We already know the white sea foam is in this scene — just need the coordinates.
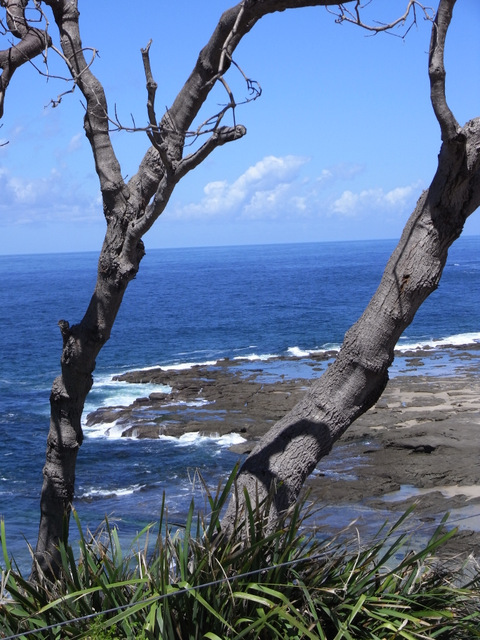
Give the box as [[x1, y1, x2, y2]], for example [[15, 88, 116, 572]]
[[214, 433, 247, 446], [158, 431, 246, 447], [84, 376, 171, 416], [288, 333, 480, 359], [232, 345, 258, 352], [79, 483, 145, 499], [164, 398, 210, 408], [106, 358, 221, 377], [287, 345, 339, 358], [396, 332, 480, 352], [151, 360, 219, 372], [84, 419, 246, 446], [83, 420, 124, 439], [287, 346, 310, 358], [233, 353, 277, 362]]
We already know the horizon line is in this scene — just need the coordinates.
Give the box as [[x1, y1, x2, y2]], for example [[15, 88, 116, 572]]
[[1, 233, 479, 259]]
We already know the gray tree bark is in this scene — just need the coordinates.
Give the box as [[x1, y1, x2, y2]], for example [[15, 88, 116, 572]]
[[1, 0, 476, 579], [222, 0, 480, 528]]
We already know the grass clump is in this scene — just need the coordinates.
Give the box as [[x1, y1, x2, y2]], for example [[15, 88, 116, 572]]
[[1, 470, 479, 639]]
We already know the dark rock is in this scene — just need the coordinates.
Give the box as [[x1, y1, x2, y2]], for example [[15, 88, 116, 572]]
[[87, 356, 480, 560]]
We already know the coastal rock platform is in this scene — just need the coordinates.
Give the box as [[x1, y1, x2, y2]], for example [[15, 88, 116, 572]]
[[86, 349, 480, 559]]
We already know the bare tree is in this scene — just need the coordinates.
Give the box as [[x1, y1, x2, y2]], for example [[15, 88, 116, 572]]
[[1, 0, 477, 579]]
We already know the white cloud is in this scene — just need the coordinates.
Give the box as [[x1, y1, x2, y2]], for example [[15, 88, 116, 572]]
[[332, 189, 362, 216], [243, 183, 291, 218], [317, 163, 363, 185], [173, 155, 309, 219], [384, 185, 419, 206], [0, 167, 100, 225], [67, 132, 83, 153], [171, 158, 421, 225], [332, 182, 422, 217], [291, 195, 307, 212], [317, 168, 333, 183]]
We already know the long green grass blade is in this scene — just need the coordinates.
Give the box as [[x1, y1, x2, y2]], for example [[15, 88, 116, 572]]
[[178, 580, 235, 633], [1, 519, 11, 572]]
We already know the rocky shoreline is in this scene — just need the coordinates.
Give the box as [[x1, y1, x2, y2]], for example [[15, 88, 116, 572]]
[[86, 348, 480, 559]]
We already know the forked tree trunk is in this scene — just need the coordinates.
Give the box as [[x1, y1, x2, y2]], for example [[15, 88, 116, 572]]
[[27, 0, 351, 577]]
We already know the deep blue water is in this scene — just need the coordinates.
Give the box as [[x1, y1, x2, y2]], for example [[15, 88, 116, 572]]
[[0, 237, 479, 571]]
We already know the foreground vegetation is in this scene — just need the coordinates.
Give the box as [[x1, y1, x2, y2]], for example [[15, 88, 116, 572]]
[[1, 472, 480, 639]]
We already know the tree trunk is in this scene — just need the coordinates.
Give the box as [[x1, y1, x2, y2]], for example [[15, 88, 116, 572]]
[[225, 0, 480, 530], [33, 239, 146, 576], [223, 107, 480, 526]]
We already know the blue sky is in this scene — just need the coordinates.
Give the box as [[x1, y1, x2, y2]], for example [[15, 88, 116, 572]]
[[0, 0, 479, 255]]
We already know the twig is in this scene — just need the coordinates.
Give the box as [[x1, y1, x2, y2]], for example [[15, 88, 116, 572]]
[[327, 1, 435, 39]]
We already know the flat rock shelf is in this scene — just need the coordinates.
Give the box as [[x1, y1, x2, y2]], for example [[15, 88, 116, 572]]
[[86, 350, 480, 560]]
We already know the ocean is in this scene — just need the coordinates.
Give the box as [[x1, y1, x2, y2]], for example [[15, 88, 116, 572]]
[[1, 237, 479, 572]]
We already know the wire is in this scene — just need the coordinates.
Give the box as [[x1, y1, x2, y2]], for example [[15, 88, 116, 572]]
[[0, 547, 334, 640], [2, 509, 479, 639]]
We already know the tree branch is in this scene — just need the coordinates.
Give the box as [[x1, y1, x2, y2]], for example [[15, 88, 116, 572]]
[[428, 0, 459, 142], [141, 40, 168, 164], [129, 0, 356, 219], [327, 0, 434, 38], [125, 123, 246, 247], [0, 0, 51, 117], [43, 0, 125, 211], [177, 124, 246, 181]]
